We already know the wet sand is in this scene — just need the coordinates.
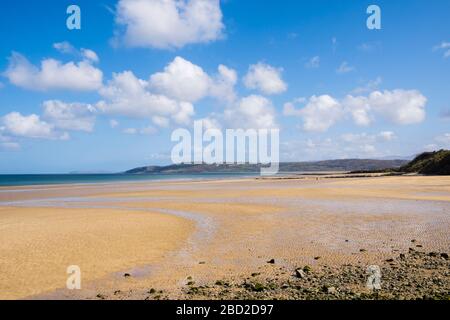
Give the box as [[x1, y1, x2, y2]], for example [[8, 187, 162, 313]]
[[0, 175, 449, 299]]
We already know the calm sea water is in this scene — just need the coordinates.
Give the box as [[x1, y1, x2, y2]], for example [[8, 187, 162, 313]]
[[0, 173, 259, 187]]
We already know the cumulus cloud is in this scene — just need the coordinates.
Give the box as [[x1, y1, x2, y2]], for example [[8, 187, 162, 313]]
[[1, 112, 67, 140], [342, 95, 372, 126], [42, 100, 97, 132], [224, 95, 277, 129], [97, 70, 194, 127], [150, 56, 210, 102], [366, 90, 426, 125], [149, 56, 237, 103], [343, 90, 426, 126], [3, 52, 103, 91], [210, 65, 238, 102], [284, 89, 426, 131], [284, 95, 342, 132], [243, 62, 287, 95], [115, 0, 224, 49]]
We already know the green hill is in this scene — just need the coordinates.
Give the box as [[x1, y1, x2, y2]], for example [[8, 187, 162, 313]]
[[399, 150, 450, 175], [126, 159, 408, 174]]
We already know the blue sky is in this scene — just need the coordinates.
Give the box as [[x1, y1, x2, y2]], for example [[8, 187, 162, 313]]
[[0, 0, 449, 173]]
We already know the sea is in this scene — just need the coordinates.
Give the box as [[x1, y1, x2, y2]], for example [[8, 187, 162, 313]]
[[0, 173, 260, 187]]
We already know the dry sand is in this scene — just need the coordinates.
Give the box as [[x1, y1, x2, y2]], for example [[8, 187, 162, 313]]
[[0, 175, 449, 299], [0, 207, 194, 299]]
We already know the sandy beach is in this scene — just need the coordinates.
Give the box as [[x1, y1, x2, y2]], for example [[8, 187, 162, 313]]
[[0, 175, 449, 300]]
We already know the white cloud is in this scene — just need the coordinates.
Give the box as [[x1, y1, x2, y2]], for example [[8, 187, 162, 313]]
[[282, 97, 307, 117], [4, 52, 103, 91], [305, 56, 320, 68], [81, 49, 99, 63], [53, 41, 76, 54], [336, 61, 355, 74], [171, 102, 195, 126], [340, 131, 396, 144], [357, 41, 381, 53], [367, 90, 426, 125], [151, 115, 170, 128], [42, 100, 97, 132], [97, 57, 237, 127], [139, 126, 157, 135], [123, 126, 157, 135], [243, 62, 287, 95], [98, 70, 195, 126], [284, 95, 342, 132], [378, 131, 396, 141], [123, 128, 138, 135], [0, 132, 20, 151], [343, 89, 426, 126], [1, 112, 67, 140], [149, 56, 210, 102], [115, 0, 224, 49], [224, 95, 277, 129], [433, 41, 450, 58], [425, 133, 450, 151], [198, 116, 222, 131], [281, 136, 383, 162], [434, 133, 450, 148], [210, 64, 238, 102], [331, 37, 338, 53], [342, 95, 372, 126], [0, 141, 20, 151], [150, 57, 237, 103], [110, 119, 119, 128], [351, 77, 382, 95], [285, 89, 427, 132], [54, 42, 99, 63]]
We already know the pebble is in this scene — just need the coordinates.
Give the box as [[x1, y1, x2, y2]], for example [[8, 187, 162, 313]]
[[295, 268, 306, 279]]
